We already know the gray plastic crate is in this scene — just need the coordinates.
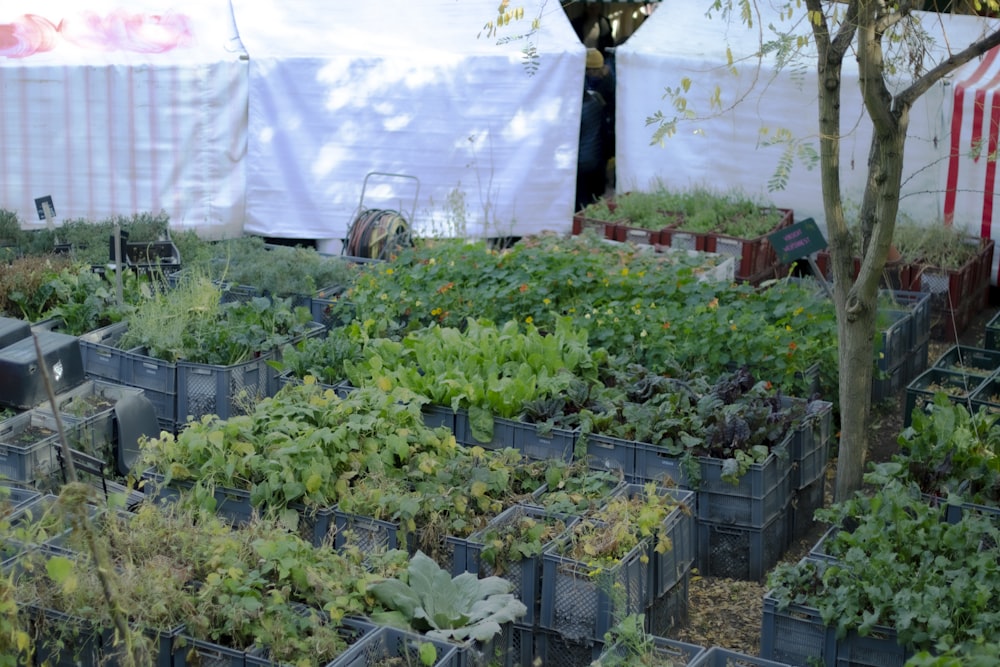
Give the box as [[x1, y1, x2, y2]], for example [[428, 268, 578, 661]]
[[422, 404, 457, 434], [0, 411, 81, 487], [881, 289, 931, 348], [696, 504, 789, 581], [760, 593, 835, 667], [874, 309, 912, 374], [595, 634, 704, 667], [539, 529, 651, 642], [335, 626, 459, 667], [691, 646, 795, 667], [514, 423, 576, 462], [530, 629, 603, 667], [788, 476, 826, 544], [463, 503, 579, 626], [836, 628, 911, 667], [631, 441, 689, 486], [141, 469, 255, 527], [614, 484, 695, 598], [27, 604, 184, 667], [78, 322, 133, 385], [247, 614, 375, 667], [583, 433, 638, 479], [173, 636, 247, 667], [454, 412, 520, 450], [177, 353, 274, 425], [872, 360, 907, 404], [696, 435, 793, 528], [788, 399, 833, 490], [643, 568, 691, 639], [333, 509, 404, 558], [35, 380, 146, 464]]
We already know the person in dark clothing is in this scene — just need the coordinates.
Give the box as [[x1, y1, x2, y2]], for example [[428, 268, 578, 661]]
[[571, 5, 615, 58], [576, 48, 611, 212]]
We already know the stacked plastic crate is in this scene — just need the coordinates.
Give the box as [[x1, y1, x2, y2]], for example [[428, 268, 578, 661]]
[[871, 290, 932, 403]]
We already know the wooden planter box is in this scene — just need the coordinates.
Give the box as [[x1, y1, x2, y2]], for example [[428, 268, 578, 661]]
[[902, 237, 994, 341], [571, 213, 623, 241], [701, 207, 795, 281]]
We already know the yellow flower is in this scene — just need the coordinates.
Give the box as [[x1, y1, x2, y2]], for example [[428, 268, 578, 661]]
[[431, 307, 442, 316], [429, 257, 436, 265], [621, 267, 629, 276], [543, 298, 551, 305], [385, 267, 394, 275], [525, 316, 534, 324]]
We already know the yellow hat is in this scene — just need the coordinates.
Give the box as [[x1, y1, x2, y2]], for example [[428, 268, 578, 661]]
[[586, 48, 604, 70]]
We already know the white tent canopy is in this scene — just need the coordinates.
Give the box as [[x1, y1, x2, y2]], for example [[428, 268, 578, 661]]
[[0, 0, 248, 238], [232, 0, 585, 246], [616, 2, 1000, 278]]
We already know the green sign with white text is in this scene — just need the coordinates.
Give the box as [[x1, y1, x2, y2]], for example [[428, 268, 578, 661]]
[[768, 217, 827, 264]]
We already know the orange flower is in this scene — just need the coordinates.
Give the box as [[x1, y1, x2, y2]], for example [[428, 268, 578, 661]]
[[788, 341, 797, 350], [519, 283, 529, 293], [437, 282, 455, 294], [662, 322, 671, 330], [708, 298, 719, 309]]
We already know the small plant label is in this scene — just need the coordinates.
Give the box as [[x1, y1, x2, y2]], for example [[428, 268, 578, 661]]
[[34, 195, 56, 220]]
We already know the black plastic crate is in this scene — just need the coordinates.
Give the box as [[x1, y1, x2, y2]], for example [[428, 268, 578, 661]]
[[0, 317, 30, 350], [931, 345, 1000, 377], [985, 309, 1000, 350], [0, 331, 85, 410], [903, 367, 985, 427]]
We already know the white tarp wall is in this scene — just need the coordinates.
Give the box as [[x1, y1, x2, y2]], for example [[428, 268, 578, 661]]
[[616, 2, 1000, 274], [232, 0, 585, 245], [0, 0, 247, 239]]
